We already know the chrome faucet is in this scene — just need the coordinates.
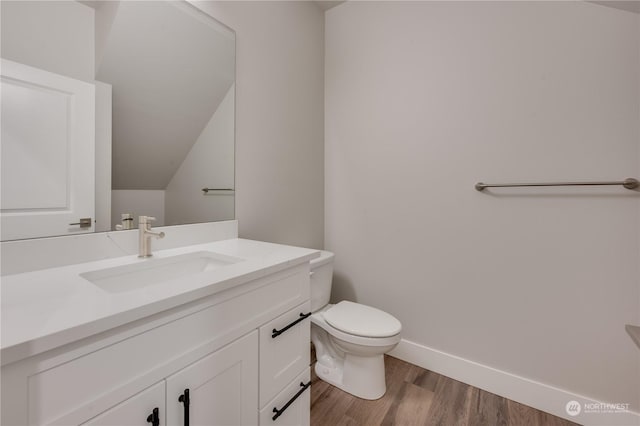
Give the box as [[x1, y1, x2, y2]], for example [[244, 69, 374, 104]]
[[138, 216, 165, 258]]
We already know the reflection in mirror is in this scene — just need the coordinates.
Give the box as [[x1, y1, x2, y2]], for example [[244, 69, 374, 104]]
[[0, 0, 235, 241]]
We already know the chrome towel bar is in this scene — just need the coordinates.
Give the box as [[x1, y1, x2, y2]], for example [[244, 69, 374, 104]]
[[475, 178, 639, 192], [202, 188, 235, 194]]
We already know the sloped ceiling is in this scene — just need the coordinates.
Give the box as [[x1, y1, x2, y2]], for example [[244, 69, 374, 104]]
[[95, 1, 234, 190], [314, 1, 345, 11], [314, 1, 640, 14], [589, 1, 640, 13]]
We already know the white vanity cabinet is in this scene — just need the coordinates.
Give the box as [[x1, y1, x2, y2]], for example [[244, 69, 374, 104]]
[[260, 369, 311, 426], [82, 381, 166, 426], [259, 301, 312, 426], [1, 259, 313, 426], [83, 332, 258, 426], [165, 331, 259, 426]]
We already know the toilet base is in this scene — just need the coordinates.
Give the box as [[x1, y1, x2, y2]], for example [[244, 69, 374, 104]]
[[314, 352, 387, 400]]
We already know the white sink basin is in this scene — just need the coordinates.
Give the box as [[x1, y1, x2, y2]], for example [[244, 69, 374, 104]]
[[80, 251, 243, 293]]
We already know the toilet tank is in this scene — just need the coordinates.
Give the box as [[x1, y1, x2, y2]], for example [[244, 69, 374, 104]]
[[310, 250, 334, 312]]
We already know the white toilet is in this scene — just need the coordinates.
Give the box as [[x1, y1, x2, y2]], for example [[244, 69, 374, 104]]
[[310, 250, 402, 400]]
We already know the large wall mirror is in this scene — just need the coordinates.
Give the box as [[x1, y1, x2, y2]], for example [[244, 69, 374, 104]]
[[0, 0, 235, 241]]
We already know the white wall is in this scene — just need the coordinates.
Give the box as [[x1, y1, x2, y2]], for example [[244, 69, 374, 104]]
[[1, 1, 326, 249], [0, 1, 94, 82], [165, 84, 235, 225], [326, 1, 640, 422], [95, 82, 112, 232], [195, 1, 325, 249], [111, 190, 165, 229]]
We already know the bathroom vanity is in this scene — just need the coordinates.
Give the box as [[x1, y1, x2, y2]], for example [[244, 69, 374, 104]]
[[0, 1, 319, 423], [1, 237, 317, 426]]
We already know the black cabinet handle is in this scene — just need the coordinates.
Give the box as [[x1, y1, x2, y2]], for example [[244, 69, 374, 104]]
[[272, 312, 311, 338], [178, 389, 190, 426], [146, 407, 159, 426], [272, 381, 311, 421]]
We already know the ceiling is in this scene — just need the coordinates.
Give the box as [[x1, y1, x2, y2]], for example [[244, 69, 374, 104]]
[[314, 1, 345, 11], [314, 0, 640, 14], [589, 1, 640, 13]]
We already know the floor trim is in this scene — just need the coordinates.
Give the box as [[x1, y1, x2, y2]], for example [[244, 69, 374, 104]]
[[389, 339, 640, 426]]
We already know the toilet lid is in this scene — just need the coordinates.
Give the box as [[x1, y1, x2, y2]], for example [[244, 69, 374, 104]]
[[324, 301, 401, 338]]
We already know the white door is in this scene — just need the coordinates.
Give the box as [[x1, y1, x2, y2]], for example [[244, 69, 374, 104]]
[[82, 381, 165, 426], [1, 59, 95, 240], [166, 331, 259, 426]]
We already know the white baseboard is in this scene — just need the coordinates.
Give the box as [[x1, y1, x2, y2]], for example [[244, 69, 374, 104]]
[[389, 339, 640, 426]]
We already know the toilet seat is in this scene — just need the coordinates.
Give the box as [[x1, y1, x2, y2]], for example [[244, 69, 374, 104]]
[[323, 301, 402, 338], [311, 307, 401, 348]]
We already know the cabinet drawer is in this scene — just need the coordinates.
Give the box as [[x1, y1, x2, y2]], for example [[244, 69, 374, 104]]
[[259, 368, 310, 426], [27, 265, 308, 425], [259, 301, 311, 408], [82, 381, 165, 426]]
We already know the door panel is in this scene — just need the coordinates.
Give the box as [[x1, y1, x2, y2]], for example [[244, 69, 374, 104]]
[[1, 59, 95, 240]]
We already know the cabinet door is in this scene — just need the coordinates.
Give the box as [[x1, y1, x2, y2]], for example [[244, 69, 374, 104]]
[[166, 331, 258, 426], [260, 302, 311, 407], [82, 381, 164, 426]]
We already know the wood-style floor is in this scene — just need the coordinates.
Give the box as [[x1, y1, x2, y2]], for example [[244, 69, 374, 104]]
[[310, 354, 579, 426]]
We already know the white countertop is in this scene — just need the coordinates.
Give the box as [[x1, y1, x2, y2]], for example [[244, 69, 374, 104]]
[[1, 238, 319, 365]]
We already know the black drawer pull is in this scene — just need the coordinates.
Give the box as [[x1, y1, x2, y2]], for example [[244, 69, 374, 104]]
[[178, 388, 190, 426], [146, 407, 159, 426], [272, 381, 311, 421], [272, 312, 311, 338]]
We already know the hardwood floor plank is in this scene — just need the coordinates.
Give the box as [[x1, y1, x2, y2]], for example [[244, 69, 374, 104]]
[[310, 357, 356, 425], [310, 371, 331, 407], [380, 378, 410, 426], [411, 368, 440, 393], [467, 386, 509, 426], [343, 386, 396, 426], [310, 377, 356, 426], [344, 355, 414, 425], [537, 410, 580, 426], [425, 375, 473, 426], [381, 382, 434, 426], [310, 354, 579, 426], [506, 400, 543, 426], [385, 355, 415, 383], [334, 414, 361, 426], [506, 399, 579, 426]]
